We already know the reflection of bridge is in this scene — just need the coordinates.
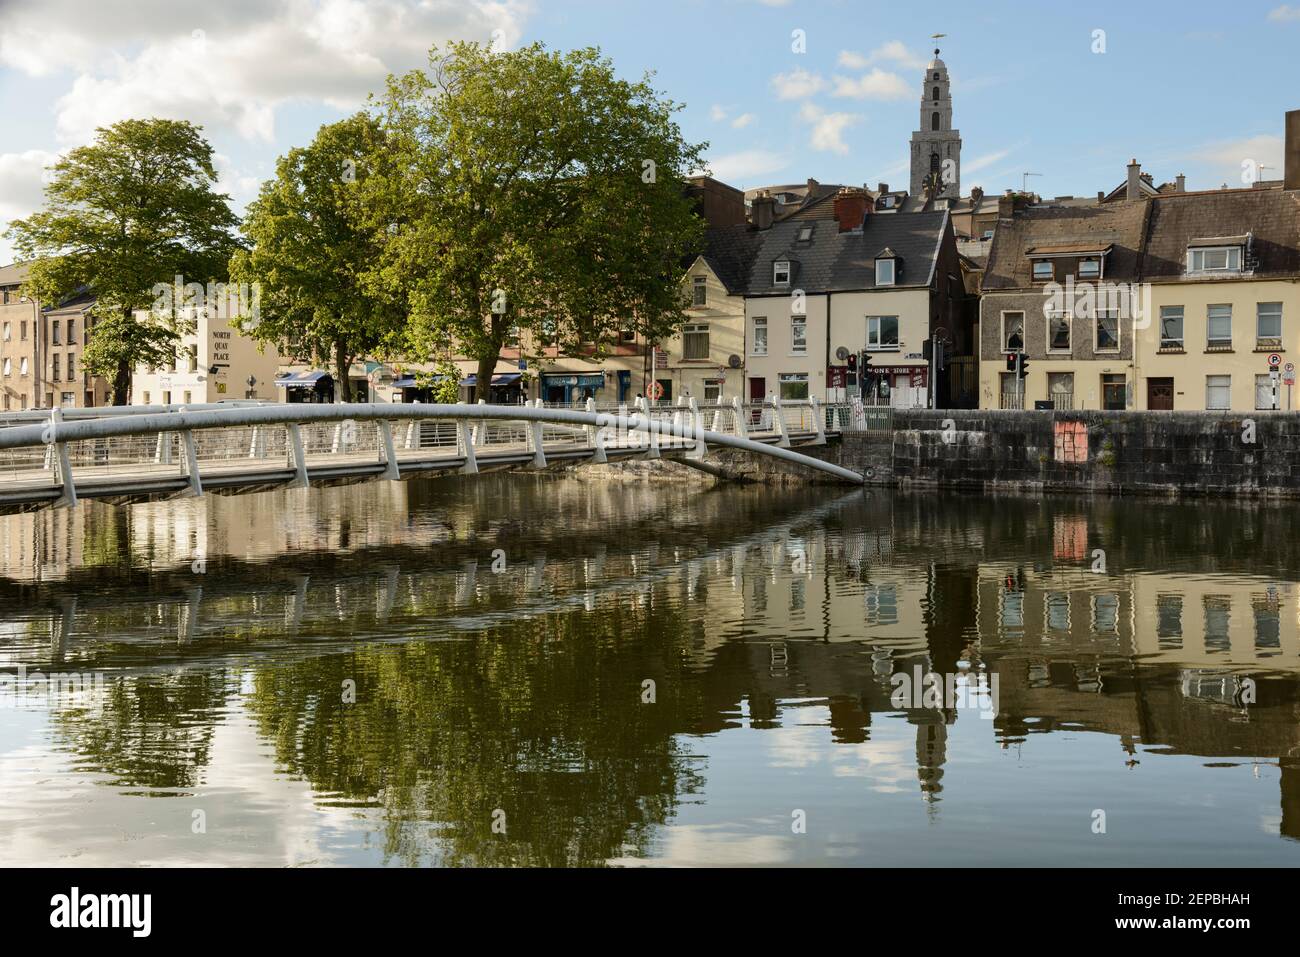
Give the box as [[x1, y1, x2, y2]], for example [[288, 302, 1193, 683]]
[[0, 398, 869, 510]]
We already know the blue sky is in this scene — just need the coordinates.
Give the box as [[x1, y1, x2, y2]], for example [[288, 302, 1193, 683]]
[[2, 0, 1299, 264]]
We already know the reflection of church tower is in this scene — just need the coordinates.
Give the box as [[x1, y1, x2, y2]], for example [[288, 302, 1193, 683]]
[[915, 719, 948, 803], [909, 47, 962, 200]]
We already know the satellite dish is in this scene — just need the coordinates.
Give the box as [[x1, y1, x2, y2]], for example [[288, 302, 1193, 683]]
[[835, 346, 849, 361], [727, 354, 742, 369]]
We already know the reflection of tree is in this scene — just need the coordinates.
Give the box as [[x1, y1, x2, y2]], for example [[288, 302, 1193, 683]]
[[244, 592, 707, 866], [49, 671, 233, 791]]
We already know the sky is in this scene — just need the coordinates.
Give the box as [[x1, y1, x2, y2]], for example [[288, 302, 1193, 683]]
[[1, 0, 1299, 265]]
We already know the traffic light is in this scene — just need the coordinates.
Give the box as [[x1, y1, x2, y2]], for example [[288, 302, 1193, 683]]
[[1018, 354, 1030, 379], [846, 352, 857, 373], [1005, 353, 1016, 372]]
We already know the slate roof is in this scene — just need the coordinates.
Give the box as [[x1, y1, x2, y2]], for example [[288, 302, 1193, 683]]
[[742, 209, 950, 296], [983, 201, 1149, 290], [0, 261, 31, 287], [1140, 188, 1300, 281], [697, 222, 764, 294]]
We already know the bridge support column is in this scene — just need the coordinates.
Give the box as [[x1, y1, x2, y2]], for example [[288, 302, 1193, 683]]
[[732, 396, 748, 439], [472, 398, 486, 447], [686, 397, 707, 461], [286, 424, 309, 488], [48, 408, 77, 509], [527, 398, 547, 468], [585, 398, 607, 464], [379, 420, 401, 481], [809, 396, 827, 445], [636, 396, 659, 460], [771, 394, 791, 448], [457, 420, 478, 474], [180, 430, 203, 496]]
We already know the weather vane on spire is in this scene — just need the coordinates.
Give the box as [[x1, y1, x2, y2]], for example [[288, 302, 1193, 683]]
[[931, 32, 946, 56]]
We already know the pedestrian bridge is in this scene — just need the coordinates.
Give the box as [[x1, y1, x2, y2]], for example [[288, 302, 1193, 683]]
[[0, 397, 873, 511]]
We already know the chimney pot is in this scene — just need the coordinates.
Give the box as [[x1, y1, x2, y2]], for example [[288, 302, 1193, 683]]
[[751, 191, 776, 230], [1127, 159, 1142, 202], [833, 187, 869, 232], [1285, 109, 1300, 191]]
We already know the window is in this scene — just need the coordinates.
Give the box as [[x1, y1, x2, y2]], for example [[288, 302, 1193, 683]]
[[1188, 246, 1241, 273], [682, 323, 709, 360], [1032, 260, 1053, 281], [1002, 312, 1025, 351], [2, 358, 9, 376], [183, 391, 193, 405], [790, 316, 806, 354], [2, 322, 8, 341], [867, 315, 899, 351], [1159, 305, 1184, 350], [1256, 374, 1279, 410], [875, 258, 896, 286], [143, 391, 151, 405], [66, 319, 75, 344], [1101, 373, 1126, 410], [1047, 310, 1071, 352], [1077, 258, 1100, 279], [865, 584, 898, 625], [773, 261, 790, 285], [932, 86, 940, 101], [51, 320, 60, 345], [1206, 304, 1232, 349], [67, 352, 75, 379], [692, 276, 707, 306], [1156, 595, 1183, 648], [778, 372, 809, 400], [752, 316, 768, 355], [796, 225, 812, 242], [1206, 374, 1231, 410], [60, 392, 74, 407], [1047, 372, 1074, 409], [19, 357, 28, 376], [931, 112, 940, 131], [1095, 310, 1119, 352], [1204, 596, 1231, 653], [20, 321, 27, 341], [1257, 302, 1283, 348], [51, 354, 59, 381], [704, 378, 724, 403], [618, 329, 634, 343], [187, 345, 198, 373]]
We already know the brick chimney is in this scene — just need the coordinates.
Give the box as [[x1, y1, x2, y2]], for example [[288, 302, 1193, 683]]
[[1126, 159, 1142, 201], [833, 187, 868, 232], [751, 191, 775, 230], [1286, 109, 1300, 191], [998, 189, 1015, 218], [1175, 173, 1186, 193], [877, 182, 889, 194], [970, 185, 983, 205]]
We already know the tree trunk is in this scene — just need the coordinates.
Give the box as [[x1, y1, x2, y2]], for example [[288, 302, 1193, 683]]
[[334, 341, 352, 403], [113, 358, 130, 406], [475, 351, 497, 404]]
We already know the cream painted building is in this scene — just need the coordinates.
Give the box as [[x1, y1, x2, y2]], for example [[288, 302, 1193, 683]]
[[133, 303, 281, 406], [1132, 187, 1300, 411]]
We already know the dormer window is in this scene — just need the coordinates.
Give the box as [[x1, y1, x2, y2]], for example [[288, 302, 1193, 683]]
[[1032, 260, 1054, 282], [1078, 258, 1100, 279], [1187, 245, 1242, 274], [796, 225, 813, 242], [773, 260, 791, 285], [874, 248, 899, 286]]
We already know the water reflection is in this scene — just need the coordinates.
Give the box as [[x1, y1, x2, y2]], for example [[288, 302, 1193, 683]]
[[1, 477, 1299, 865]]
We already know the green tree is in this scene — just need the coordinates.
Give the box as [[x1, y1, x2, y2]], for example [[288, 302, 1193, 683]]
[[230, 113, 406, 402], [5, 119, 240, 405], [372, 42, 706, 401]]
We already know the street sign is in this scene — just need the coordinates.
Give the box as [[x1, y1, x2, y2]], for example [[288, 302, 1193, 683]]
[[1286, 362, 1296, 374], [1268, 353, 1282, 368]]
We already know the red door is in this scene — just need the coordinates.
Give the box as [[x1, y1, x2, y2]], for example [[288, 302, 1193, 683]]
[[749, 377, 766, 401]]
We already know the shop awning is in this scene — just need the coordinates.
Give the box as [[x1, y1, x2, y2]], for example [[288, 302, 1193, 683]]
[[462, 373, 523, 386], [541, 373, 604, 387], [275, 370, 332, 388], [392, 374, 451, 389]]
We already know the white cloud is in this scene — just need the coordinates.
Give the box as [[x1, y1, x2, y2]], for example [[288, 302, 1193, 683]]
[[837, 41, 928, 73], [731, 113, 757, 129], [964, 149, 1012, 175], [706, 149, 789, 185], [1, 0, 533, 146], [797, 103, 860, 155], [770, 67, 824, 100], [1193, 134, 1284, 186], [0, 149, 63, 265], [710, 104, 729, 122], [1267, 5, 1300, 21], [831, 68, 910, 101]]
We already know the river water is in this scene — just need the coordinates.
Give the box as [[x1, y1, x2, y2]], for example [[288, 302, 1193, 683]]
[[1, 475, 1298, 866]]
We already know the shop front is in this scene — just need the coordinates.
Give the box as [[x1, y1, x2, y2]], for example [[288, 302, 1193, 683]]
[[541, 372, 606, 405], [465, 372, 525, 404], [275, 370, 335, 403], [861, 364, 928, 409]]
